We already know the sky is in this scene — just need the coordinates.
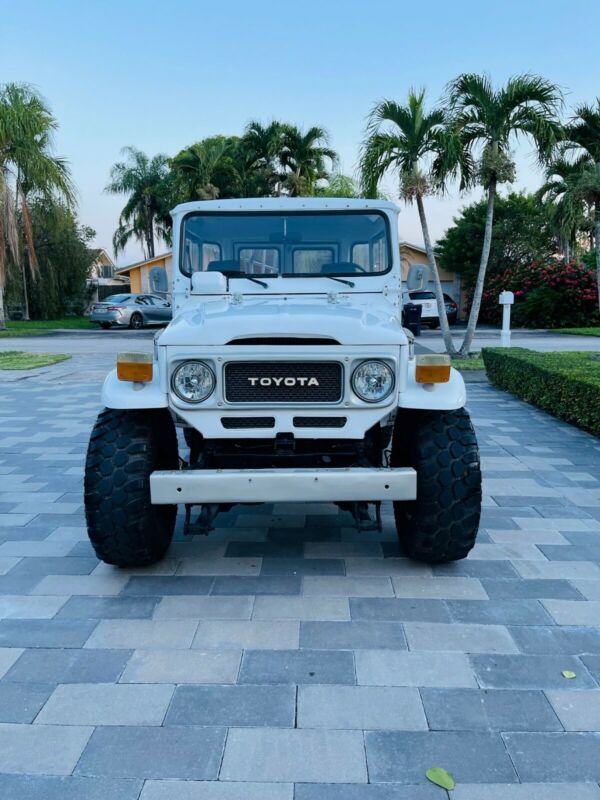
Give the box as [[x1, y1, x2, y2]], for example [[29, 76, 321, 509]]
[[1, 0, 599, 265]]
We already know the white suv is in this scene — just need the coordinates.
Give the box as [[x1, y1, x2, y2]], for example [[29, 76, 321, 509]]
[[84, 198, 481, 567]]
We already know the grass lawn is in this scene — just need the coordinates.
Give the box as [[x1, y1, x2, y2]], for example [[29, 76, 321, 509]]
[[451, 356, 485, 371], [0, 351, 71, 370], [0, 317, 93, 336], [554, 327, 600, 337]]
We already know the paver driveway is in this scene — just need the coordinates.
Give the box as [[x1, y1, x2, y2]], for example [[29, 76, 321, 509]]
[[0, 375, 599, 799]]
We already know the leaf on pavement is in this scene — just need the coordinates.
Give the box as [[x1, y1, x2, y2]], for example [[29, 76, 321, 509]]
[[426, 766, 455, 790]]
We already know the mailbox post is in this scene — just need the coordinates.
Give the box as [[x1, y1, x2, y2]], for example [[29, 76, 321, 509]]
[[499, 290, 514, 347]]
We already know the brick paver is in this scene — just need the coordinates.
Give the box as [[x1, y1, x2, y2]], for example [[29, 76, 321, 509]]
[[0, 376, 599, 796]]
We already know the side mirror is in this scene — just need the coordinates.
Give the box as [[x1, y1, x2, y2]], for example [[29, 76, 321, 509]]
[[406, 264, 430, 291], [149, 266, 169, 294]]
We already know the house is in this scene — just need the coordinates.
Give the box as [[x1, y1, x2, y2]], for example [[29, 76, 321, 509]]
[[87, 249, 129, 306], [114, 252, 173, 294], [114, 245, 463, 314], [400, 241, 462, 313]]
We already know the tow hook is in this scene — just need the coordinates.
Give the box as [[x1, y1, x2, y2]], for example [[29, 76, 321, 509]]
[[183, 503, 220, 536]]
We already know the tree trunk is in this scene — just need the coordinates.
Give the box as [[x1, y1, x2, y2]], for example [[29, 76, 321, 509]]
[[459, 178, 497, 357], [0, 287, 6, 330], [20, 258, 30, 321], [145, 198, 155, 259], [415, 193, 456, 355]]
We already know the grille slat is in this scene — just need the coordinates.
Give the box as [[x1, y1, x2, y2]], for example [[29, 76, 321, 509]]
[[224, 361, 342, 404], [221, 417, 275, 429], [293, 416, 347, 428]]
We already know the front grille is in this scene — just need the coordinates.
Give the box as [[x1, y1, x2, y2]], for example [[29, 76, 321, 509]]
[[293, 416, 347, 428], [224, 361, 342, 404], [221, 417, 275, 429]]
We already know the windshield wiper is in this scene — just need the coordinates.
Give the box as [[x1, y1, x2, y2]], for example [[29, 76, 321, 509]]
[[325, 275, 355, 288], [219, 270, 269, 289]]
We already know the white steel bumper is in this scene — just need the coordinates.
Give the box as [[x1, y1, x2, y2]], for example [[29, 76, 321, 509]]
[[150, 467, 417, 504]]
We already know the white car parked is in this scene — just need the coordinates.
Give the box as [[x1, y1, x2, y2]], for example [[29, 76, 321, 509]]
[[84, 198, 481, 567]]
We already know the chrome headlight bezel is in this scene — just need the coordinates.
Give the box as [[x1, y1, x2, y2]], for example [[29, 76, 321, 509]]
[[171, 360, 216, 404], [351, 359, 395, 403]]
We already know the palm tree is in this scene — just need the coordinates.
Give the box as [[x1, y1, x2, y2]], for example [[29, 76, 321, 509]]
[[106, 146, 170, 258], [561, 100, 600, 309], [280, 125, 337, 196], [0, 82, 74, 324], [359, 89, 458, 354], [318, 172, 361, 198], [170, 138, 229, 204], [241, 120, 284, 194], [447, 73, 563, 355], [537, 155, 593, 261]]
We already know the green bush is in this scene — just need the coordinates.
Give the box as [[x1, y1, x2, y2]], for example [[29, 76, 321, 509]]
[[482, 348, 600, 435]]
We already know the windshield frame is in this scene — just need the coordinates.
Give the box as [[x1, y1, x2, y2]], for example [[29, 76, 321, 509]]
[[178, 209, 393, 279]]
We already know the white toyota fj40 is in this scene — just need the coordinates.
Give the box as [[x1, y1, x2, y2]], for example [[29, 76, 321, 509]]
[[84, 198, 481, 566]]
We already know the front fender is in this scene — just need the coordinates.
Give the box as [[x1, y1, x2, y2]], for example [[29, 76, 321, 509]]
[[398, 363, 466, 411], [101, 367, 168, 409]]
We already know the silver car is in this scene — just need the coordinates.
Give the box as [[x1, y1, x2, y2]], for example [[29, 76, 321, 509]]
[[90, 294, 172, 330]]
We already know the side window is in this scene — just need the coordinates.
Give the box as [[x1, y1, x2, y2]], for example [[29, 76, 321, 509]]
[[371, 235, 388, 272], [292, 249, 333, 274], [351, 243, 369, 269], [202, 243, 221, 270]]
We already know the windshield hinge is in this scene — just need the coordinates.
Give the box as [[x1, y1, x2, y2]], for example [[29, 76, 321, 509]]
[[327, 292, 339, 304], [231, 293, 243, 305]]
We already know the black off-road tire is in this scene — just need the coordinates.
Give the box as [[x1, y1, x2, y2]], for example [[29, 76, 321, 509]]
[[129, 312, 143, 330], [84, 408, 178, 566], [391, 408, 481, 563]]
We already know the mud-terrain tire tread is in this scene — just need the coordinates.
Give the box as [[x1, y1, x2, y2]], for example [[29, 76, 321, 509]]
[[84, 408, 178, 566], [392, 407, 481, 563]]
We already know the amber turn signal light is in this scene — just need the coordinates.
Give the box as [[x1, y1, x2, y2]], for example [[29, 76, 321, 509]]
[[117, 352, 153, 382], [415, 354, 451, 384]]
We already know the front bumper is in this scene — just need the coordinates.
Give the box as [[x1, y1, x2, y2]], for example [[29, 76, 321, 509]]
[[150, 467, 417, 504]]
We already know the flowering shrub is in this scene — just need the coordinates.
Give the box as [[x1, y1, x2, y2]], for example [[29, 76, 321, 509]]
[[474, 260, 599, 328]]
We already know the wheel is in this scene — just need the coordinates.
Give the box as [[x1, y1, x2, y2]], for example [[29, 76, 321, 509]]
[[129, 312, 143, 330], [391, 408, 481, 563], [84, 408, 178, 566], [100, 322, 112, 330]]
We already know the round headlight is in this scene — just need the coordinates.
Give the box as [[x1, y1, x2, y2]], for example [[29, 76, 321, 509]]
[[171, 361, 215, 403], [351, 360, 395, 403]]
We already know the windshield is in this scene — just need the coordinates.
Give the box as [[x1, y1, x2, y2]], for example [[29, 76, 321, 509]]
[[180, 211, 391, 278], [102, 294, 130, 303]]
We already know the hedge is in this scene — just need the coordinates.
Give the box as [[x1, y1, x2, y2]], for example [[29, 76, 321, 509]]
[[481, 348, 600, 436]]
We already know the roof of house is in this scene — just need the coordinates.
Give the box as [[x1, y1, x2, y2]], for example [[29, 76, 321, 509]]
[[115, 252, 172, 275], [399, 241, 428, 255], [88, 247, 114, 266]]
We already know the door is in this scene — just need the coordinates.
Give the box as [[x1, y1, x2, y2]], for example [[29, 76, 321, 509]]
[[149, 295, 172, 323]]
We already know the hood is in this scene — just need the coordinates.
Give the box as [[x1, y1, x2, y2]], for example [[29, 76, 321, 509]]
[[158, 295, 406, 346]]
